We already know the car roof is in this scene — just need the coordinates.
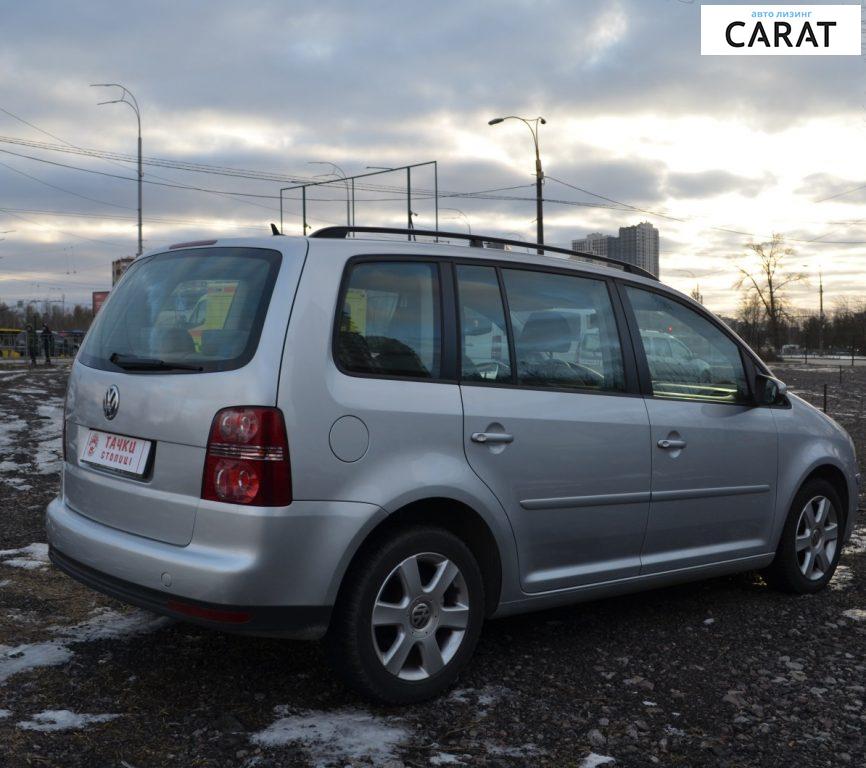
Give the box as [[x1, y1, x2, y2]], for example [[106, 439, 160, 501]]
[[148, 233, 675, 299]]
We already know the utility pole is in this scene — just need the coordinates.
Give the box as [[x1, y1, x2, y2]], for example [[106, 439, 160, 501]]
[[92, 83, 142, 256], [818, 270, 824, 354]]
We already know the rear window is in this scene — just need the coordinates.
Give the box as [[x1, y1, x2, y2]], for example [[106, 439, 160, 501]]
[[79, 247, 281, 374]]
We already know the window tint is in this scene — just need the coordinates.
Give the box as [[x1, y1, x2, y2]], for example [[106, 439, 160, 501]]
[[456, 265, 512, 382], [625, 286, 749, 403], [337, 262, 441, 379], [79, 248, 281, 374], [502, 269, 625, 391]]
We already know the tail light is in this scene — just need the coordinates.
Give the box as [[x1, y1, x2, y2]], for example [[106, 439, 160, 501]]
[[201, 407, 292, 506]]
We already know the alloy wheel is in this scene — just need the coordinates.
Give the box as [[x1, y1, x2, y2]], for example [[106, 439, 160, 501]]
[[795, 495, 839, 581], [371, 552, 470, 681]]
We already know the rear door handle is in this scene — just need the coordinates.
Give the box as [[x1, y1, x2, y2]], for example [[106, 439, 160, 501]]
[[471, 432, 514, 444], [657, 438, 687, 450]]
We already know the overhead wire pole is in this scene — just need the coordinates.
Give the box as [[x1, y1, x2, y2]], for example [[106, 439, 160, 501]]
[[281, 162, 438, 237], [489, 115, 546, 254], [91, 83, 142, 256]]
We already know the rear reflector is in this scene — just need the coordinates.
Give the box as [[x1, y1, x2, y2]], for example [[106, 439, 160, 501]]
[[167, 600, 251, 624], [201, 407, 292, 506]]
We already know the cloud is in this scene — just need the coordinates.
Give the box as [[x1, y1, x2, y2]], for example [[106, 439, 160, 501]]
[[666, 170, 776, 199]]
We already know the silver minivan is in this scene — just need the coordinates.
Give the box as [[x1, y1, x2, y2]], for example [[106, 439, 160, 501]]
[[47, 227, 860, 703]]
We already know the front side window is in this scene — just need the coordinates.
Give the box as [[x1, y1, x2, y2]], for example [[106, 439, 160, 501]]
[[336, 261, 441, 379], [79, 247, 281, 373], [625, 286, 749, 403], [456, 265, 512, 382], [502, 269, 626, 391]]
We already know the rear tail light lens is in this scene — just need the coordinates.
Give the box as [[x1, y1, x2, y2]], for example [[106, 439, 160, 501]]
[[201, 407, 291, 506]]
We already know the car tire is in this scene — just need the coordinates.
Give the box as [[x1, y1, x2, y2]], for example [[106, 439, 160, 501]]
[[762, 478, 845, 594], [326, 526, 485, 705]]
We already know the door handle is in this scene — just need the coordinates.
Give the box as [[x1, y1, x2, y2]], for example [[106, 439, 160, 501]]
[[471, 432, 514, 444], [657, 438, 687, 450]]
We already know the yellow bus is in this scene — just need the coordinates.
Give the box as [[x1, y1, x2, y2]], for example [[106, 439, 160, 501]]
[[0, 327, 24, 358]]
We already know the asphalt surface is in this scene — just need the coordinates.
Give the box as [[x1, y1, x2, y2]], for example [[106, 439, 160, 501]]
[[0, 362, 864, 768]]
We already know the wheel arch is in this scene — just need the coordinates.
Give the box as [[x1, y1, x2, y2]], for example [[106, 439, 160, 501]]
[[776, 459, 853, 548], [801, 464, 850, 523], [331, 497, 504, 618]]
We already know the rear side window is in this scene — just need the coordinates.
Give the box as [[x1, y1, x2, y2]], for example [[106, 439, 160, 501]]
[[625, 286, 749, 403], [79, 248, 281, 374], [502, 269, 626, 392], [336, 261, 441, 379]]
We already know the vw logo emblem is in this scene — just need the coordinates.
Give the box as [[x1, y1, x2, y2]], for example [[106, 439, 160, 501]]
[[103, 385, 120, 420], [410, 602, 431, 629]]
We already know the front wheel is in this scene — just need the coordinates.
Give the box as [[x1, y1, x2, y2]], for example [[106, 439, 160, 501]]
[[763, 479, 844, 594], [326, 526, 485, 704]]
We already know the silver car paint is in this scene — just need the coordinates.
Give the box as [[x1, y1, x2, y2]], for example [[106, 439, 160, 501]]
[[46, 235, 860, 638]]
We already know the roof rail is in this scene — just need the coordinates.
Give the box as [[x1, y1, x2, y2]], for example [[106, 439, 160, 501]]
[[309, 226, 658, 280]]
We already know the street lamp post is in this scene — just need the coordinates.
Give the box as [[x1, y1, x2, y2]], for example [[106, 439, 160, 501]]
[[309, 161, 352, 229], [92, 83, 142, 257], [489, 115, 546, 254], [439, 208, 472, 234]]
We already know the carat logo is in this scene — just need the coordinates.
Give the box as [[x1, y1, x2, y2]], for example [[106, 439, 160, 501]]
[[701, 4, 861, 55]]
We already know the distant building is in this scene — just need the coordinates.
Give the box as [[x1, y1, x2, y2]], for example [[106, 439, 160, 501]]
[[571, 232, 613, 258], [618, 222, 659, 277], [570, 222, 659, 277], [112, 257, 134, 286]]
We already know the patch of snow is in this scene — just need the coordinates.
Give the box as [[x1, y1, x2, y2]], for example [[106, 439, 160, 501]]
[[448, 684, 508, 711], [664, 725, 686, 737], [0, 416, 27, 450], [831, 564, 853, 591], [0, 543, 49, 570], [0, 608, 169, 685], [0, 580, 10, 588], [842, 608, 866, 622], [430, 753, 464, 766], [0, 709, 11, 719], [642, 700, 657, 707], [579, 754, 615, 768], [847, 528, 866, 555], [484, 742, 544, 758], [17, 710, 119, 732], [250, 708, 409, 767], [703, 618, 715, 626]]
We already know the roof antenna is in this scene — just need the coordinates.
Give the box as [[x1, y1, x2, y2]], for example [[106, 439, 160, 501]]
[[270, 223, 283, 236]]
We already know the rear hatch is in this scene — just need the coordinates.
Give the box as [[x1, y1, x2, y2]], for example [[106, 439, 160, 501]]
[[63, 242, 306, 545]]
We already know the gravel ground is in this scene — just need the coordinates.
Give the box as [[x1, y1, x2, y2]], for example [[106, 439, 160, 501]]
[[1, 362, 864, 768]]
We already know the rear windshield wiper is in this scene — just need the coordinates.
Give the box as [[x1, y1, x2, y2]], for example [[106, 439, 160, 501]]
[[109, 352, 204, 372]]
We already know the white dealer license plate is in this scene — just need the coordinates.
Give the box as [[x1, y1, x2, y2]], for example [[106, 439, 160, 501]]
[[79, 429, 152, 476]]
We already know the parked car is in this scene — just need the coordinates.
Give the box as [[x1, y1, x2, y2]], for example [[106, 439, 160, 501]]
[[47, 230, 860, 704]]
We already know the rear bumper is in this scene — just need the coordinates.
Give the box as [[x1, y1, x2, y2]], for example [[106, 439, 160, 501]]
[[46, 494, 385, 639], [50, 546, 330, 638]]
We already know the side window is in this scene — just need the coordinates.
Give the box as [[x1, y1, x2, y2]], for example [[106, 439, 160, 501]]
[[336, 261, 441, 379], [625, 286, 749, 403], [455, 265, 512, 382], [501, 269, 625, 391]]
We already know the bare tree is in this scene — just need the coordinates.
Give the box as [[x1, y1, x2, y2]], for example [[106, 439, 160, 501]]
[[735, 292, 764, 348], [735, 234, 805, 352]]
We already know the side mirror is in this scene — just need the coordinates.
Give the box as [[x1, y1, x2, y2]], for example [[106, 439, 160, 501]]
[[756, 373, 787, 405]]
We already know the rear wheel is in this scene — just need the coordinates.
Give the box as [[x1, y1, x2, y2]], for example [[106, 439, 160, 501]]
[[326, 526, 485, 704], [763, 479, 844, 594]]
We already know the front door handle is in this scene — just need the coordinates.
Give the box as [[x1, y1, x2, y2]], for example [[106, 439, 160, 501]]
[[657, 438, 687, 450], [471, 432, 514, 444]]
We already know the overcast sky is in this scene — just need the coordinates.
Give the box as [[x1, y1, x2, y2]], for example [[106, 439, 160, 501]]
[[0, 0, 863, 315]]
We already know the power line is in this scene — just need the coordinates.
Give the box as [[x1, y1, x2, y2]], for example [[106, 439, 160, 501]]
[[0, 158, 136, 210]]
